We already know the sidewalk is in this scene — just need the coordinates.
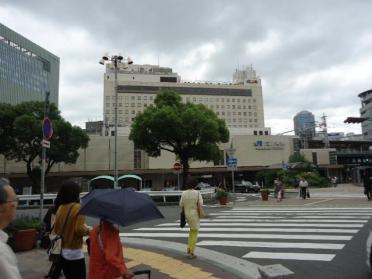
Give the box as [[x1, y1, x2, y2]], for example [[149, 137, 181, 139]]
[[235, 183, 372, 207], [17, 184, 364, 279], [17, 244, 243, 279]]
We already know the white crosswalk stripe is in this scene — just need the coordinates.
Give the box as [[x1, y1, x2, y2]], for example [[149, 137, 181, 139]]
[[123, 207, 372, 262]]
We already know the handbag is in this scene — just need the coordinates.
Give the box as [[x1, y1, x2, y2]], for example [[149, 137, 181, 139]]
[[48, 204, 74, 263], [197, 193, 206, 218], [180, 208, 186, 228]]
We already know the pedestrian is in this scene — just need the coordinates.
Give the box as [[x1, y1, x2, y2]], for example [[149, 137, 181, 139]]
[[331, 176, 338, 188], [53, 181, 91, 279], [0, 177, 22, 279], [273, 176, 284, 202], [363, 170, 372, 201], [88, 220, 134, 279], [179, 177, 203, 259], [44, 193, 63, 279], [298, 177, 308, 200]]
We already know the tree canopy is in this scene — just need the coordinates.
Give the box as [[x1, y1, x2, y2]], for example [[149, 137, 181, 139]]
[[129, 90, 229, 188], [288, 152, 308, 163], [0, 101, 89, 193]]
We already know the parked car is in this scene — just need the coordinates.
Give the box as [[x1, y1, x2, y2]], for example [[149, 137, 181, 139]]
[[234, 180, 260, 193], [196, 182, 212, 190]]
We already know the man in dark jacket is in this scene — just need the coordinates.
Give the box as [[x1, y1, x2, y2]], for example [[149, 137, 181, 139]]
[[363, 170, 372, 200]]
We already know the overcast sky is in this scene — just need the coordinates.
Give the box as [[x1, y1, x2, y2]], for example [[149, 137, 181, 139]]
[[1, 0, 371, 135]]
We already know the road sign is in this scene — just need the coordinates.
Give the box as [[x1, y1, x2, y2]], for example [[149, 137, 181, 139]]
[[42, 117, 53, 140], [173, 162, 182, 171], [227, 158, 237, 166], [227, 157, 237, 171], [41, 139, 50, 149]]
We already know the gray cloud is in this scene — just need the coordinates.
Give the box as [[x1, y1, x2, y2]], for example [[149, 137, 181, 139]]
[[1, 0, 372, 133]]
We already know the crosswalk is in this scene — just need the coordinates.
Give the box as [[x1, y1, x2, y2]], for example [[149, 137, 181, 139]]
[[121, 207, 372, 263]]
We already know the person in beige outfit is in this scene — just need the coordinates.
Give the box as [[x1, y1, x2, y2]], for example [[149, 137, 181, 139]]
[[179, 177, 203, 259]]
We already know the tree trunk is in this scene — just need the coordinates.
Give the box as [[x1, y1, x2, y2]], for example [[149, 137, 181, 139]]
[[180, 159, 189, 190], [27, 162, 41, 194]]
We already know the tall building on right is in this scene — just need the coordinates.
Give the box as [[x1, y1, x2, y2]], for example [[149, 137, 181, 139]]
[[358, 89, 372, 139], [293, 110, 315, 138]]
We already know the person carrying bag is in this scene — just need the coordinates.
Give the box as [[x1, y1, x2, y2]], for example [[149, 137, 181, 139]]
[[48, 205, 74, 263], [197, 193, 206, 218], [179, 177, 203, 259], [53, 181, 91, 279]]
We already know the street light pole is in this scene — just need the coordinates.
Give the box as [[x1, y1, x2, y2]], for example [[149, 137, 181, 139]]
[[100, 54, 133, 189], [113, 58, 118, 189]]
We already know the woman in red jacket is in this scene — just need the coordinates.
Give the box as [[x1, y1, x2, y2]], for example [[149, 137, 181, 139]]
[[88, 220, 134, 279]]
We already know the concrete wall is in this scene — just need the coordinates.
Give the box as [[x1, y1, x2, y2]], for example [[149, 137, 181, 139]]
[[0, 134, 295, 174], [300, 148, 336, 165]]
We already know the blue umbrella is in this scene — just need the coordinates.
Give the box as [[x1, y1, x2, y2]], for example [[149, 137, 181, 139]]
[[80, 188, 164, 227]]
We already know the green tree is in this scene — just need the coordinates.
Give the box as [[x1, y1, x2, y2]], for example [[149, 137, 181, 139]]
[[288, 152, 308, 163], [0, 103, 16, 154], [129, 90, 229, 189], [0, 101, 89, 193]]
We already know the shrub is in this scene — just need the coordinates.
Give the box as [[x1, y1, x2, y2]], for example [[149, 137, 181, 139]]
[[9, 216, 43, 231], [215, 187, 228, 199]]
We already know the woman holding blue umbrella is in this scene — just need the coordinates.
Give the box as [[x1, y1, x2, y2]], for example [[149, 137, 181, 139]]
[[89, 220, 134, 279]]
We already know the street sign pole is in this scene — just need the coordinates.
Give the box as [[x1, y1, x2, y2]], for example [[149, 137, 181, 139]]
[[177, 172, 180, 190], [173, 162, 182, 190], [40, 92, 50, 222], [226, 142, 236, 193]]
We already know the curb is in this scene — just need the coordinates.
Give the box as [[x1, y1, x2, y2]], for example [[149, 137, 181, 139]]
[[122, 237, 261, 279]]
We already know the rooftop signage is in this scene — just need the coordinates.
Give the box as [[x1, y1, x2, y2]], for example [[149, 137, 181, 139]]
[[254, 140, 285, 150]]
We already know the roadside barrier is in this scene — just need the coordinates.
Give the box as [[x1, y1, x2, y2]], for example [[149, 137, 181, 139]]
[[17, 188, 216, 207]]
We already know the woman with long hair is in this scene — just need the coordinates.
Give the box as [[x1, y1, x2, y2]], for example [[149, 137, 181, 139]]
[[53, 181, 91, 279], [179, 177, 203, 259]]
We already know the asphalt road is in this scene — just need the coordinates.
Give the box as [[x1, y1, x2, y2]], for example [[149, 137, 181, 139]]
[[18, 193, 372, 279]]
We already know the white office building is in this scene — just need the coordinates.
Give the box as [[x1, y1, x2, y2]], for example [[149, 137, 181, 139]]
[[102, 64, 270, 136]]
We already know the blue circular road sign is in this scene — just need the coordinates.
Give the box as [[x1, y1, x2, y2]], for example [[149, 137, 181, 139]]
[[42, 117, 53, 140]]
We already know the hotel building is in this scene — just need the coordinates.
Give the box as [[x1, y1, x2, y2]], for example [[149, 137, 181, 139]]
[[102, 63, 270, 136]]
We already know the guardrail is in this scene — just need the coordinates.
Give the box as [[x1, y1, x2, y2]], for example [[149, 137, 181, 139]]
[[17, 188, 216, 207]]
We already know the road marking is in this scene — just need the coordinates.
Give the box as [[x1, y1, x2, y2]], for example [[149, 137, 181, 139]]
[[121, 232, 352, 240], [213, 216, 285, 219], [197, 240, 345, 250], [232, 207, 372, 210], [134, 227, 358, 233], [212, 215, 370, 219], [156, 222, 364, 228], [216, 212, 372, 216], [304, 199, 334, 206], [243, 251, 335, 261], [204, 219, 368, 223]]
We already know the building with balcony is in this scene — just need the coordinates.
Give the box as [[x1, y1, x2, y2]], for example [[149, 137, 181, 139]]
[[0, 23, 59, 106]]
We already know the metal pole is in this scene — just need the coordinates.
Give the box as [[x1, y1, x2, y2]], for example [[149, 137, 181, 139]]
[[177, 172, 180, 190], [39, 92, 49, 222], [232, 169, 235, 193], [114, 58, 118, 189]]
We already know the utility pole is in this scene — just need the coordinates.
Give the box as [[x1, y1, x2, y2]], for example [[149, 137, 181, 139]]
[[321, 113, 330, 148], [40, 92, 51, 222]]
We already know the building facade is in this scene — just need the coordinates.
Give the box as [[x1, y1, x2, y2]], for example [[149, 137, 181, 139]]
[[358, 89, 372, 139], [293, 110, 316, 138], [102, 64, 267, 133], [0, 134, 296, 190], [0, 23, 59, 106]]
